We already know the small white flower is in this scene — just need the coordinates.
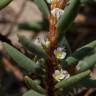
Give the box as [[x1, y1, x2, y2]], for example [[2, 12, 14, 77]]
[[51, 8, 64, 20], [54, 47, 66, 59], [53, 69, 70, 82]]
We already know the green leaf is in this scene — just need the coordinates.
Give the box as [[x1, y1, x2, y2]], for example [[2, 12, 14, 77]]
[[0, 0, 13, 10], [76, 53, 96, 72], [3, 43, 40, 73], [33, 0, 49, 18], [18, 35, 48, 59], [56, 0, 80, 40], [55, 70, 90, 89], [23, 90, 46, 96], [64, 40, 96, 68], [18, 19, 49, 32], [24, 76, 46, 94], [18, 22, 42, 32], [80, 77, 96, 87], [80, 0, 94, 5]]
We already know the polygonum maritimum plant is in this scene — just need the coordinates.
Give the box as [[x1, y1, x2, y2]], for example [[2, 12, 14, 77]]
[[0, 0, 96, 96]]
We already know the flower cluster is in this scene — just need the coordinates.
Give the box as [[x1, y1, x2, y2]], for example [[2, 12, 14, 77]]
[[53, 47, 70, 81], [53, 69, 70, 82]]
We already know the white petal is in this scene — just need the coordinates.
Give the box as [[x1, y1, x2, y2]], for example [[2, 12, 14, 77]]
[[56, 47, 64, 51], [46, 0, 52, 4], [45, 39, 50, 48], [55, 70, 60, 74], [61, 52, 67, 59], [59, 75, 65, 80], [51, 8, 64, 20]]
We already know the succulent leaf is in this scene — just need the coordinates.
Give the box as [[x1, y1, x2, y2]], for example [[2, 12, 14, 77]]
[[18, 22, 42, 32], [18, 35, 48, 59], [24, 76, 46, 94], [80, 77, 96, 87], [23, 90, 46, 96], [56, 0, 80, 40], [76, 53, 96, 72], [64, 40, 96, 68], [3, 43, 40, 73], [33, 0, 49, 18]]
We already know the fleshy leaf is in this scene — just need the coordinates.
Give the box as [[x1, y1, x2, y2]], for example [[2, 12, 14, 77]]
[[80, 77, 96, 87], [24, 76, 46, 94], [64, 40, 96, 68], [18, 22, 42, 32], [56, 0, 80, 41], [23, 90, 46, 96], [18, 35, 48, 59], [33, 0, 49, 18], [3, 43, 40, 73], [76, 53, 96, 72]]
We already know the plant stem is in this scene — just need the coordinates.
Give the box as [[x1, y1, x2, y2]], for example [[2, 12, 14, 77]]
[[46, 0, 68, 96]]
